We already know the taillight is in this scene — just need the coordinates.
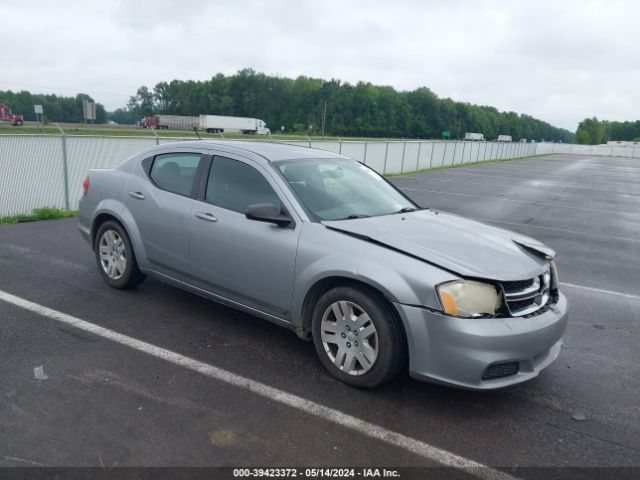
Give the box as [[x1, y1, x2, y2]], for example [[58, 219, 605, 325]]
[[82, 176, 90, 196]]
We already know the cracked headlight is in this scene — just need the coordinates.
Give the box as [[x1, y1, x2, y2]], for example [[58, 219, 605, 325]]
[[437, 280, 502, 318]]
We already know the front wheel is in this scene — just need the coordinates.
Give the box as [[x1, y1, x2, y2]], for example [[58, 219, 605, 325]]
[[312, 286, 405, 388], [94, 221, 146, 289]]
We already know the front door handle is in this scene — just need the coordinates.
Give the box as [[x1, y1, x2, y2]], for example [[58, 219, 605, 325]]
[[128, 191, 145, 200], [195, 212, 218, 222]]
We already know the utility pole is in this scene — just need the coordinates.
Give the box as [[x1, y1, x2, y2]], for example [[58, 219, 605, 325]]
[[321, 100, 327, 137]]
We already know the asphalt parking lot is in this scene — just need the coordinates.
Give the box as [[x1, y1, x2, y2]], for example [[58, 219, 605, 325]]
[[1, 153, 639, 478]]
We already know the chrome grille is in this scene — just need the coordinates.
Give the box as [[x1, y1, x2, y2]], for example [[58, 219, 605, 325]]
[[501, 268, 552, 317]]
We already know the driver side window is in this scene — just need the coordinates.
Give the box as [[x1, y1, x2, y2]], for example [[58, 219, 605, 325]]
[[206, 156, 281, 214]]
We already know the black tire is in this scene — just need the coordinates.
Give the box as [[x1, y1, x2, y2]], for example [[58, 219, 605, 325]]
[[311, 285, 405, 388], [94, 220, 146, 289], [15, 120, 23, 126]]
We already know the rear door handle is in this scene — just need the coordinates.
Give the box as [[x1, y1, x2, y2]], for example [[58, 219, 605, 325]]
[[128, 191, 145, 200], [195, 212, 218, 222]]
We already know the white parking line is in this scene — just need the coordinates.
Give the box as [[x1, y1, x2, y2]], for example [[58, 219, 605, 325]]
[[420, 168, 640, 184], [461, 161, 640, 179], [0, 289, 517, 480], [393, 176, 640, 198], [399, 187, 640, 218], [472, 160, 640, 174], [2, 455, 44, 466], [560, 282, 640, 301], [469, 217, 640, 245]]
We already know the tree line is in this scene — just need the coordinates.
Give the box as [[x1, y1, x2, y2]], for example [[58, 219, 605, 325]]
[[0, 90, 107, 124], [2, 69, 576, 142], [124, 69, 575, 142], [576, 117, 640, 144]]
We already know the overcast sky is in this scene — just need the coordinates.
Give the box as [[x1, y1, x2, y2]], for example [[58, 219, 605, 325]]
[[1, 0, 638, 130]]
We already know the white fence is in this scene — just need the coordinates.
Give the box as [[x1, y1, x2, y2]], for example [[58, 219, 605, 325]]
[[284, 139, 534, 173], [536, 142, 640, 158], [0, 134, 614, 217]]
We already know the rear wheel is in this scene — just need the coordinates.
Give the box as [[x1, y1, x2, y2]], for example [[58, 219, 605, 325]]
[[312, 285, 405, 388], [94, 221, 145, 289]]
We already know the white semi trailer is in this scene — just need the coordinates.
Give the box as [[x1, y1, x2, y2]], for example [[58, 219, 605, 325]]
[[199, 115, 271, 135], [464, 132, 485, 141], [497, 135, 513, 142]]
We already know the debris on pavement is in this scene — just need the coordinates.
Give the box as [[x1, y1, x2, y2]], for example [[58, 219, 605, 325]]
[[33, 366, 49, 381], [209, 430, 238, 447]]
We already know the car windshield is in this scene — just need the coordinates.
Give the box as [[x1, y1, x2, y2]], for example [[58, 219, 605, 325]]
[[275, 158, 418, 221]]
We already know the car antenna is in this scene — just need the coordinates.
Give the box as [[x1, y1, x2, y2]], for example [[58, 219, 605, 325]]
[[192, 126, 201, 140]]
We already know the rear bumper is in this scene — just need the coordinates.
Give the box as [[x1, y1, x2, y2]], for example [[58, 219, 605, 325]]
[[78, 223, 91, 245], [394, 293, 569, 390], [78, 198, 92, 246]]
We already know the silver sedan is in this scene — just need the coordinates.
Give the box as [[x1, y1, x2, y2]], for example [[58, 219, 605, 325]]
[[79, 141, 568, 389]]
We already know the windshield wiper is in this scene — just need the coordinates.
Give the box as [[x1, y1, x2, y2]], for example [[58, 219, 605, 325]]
[[395, 207, 421, 214], [335, 214, 370, 220]]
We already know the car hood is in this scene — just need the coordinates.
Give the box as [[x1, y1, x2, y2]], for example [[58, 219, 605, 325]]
[[323, 210, 555, 281]]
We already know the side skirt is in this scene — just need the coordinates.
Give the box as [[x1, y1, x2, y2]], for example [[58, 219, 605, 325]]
[[146, 269, 295, 332]]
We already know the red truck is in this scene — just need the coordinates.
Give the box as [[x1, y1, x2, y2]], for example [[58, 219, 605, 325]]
[[0, 103, 24, 126], [137, 116, 160, 128]]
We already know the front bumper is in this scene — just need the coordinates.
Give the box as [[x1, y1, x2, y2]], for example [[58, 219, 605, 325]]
[[394, 293, 569, 390]]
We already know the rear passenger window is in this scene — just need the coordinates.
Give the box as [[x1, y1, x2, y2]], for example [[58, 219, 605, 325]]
[[206, 156, 281, 213], [150, 153, 201, 196]]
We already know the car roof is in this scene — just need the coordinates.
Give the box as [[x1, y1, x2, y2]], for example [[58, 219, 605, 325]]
[[153, 140, 348, 162]]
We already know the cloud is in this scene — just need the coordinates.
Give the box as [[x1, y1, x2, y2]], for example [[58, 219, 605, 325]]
[[1, 0, 638, 130]]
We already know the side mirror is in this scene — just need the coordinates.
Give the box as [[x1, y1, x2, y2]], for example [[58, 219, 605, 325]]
[[245, 203, 292, 227]]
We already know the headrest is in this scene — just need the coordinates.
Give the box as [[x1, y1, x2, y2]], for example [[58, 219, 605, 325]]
[[160, 162, 180, 176]]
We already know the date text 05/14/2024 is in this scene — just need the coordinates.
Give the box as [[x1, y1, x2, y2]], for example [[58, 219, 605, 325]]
[[233, 468, 400, 478]]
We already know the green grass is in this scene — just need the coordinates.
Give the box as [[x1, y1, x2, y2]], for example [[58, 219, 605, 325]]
[[0, 123, 284, 139], [0, 123, 206, 138], [0, 207, 78, 225], [0, 122, 428, 141], [384, 153, 550, 177]]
